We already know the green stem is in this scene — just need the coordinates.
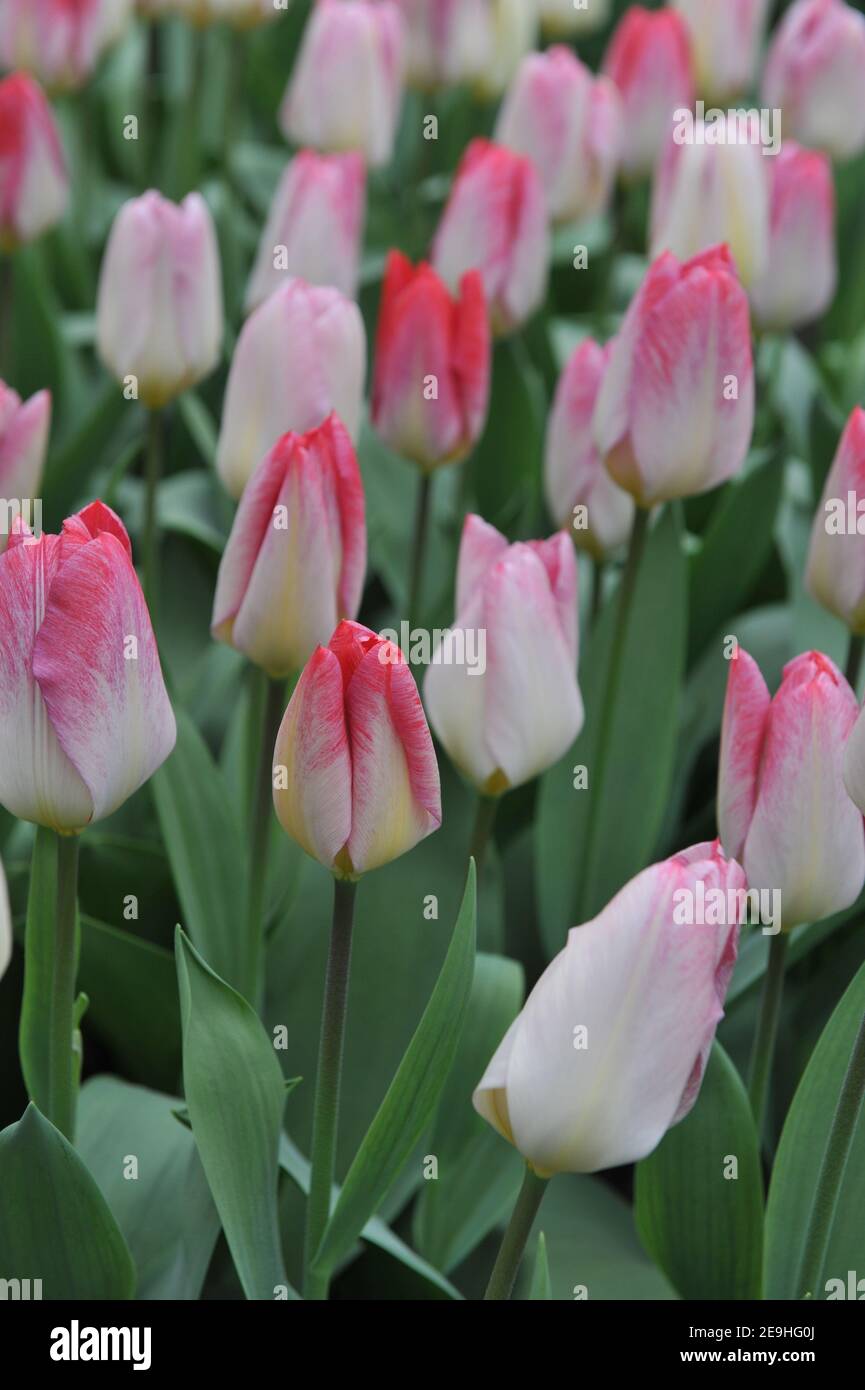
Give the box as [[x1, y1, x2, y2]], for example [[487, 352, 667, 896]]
[[243, 670, 285, 1011], [748, 931, 789, 1138], [304, 877, 358, 1300], [143, 408, 163, 619], [795, 1011, 865, 1299], [407, 471, 433, 629], [484, 1166, 549, 1300], [47, 833, 80, 1144], [469, 795, 499, 878], [0, 253, 13, 377], [845, 633, 864, 693], [590, 555, 605, 630]]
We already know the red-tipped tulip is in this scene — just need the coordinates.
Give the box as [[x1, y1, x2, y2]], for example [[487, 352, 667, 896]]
[[750, 142, 836, 332], [0, 0, 133, 91], [673, 0, 770, 102], [762, 0, 865, 162], [0, 73, 68, 248], [602, 6, 695, 180], [0, 382, 51, 553], [806, 409, 865, 633], [273, 620, 441, 877]]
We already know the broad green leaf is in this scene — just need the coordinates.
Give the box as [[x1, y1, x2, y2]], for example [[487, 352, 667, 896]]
[[529, 1232, 552, 1300], [175, 929, 293, 1301], [18, 826, 58, 1116], [468, 336, 546, 531], [0, 1103, 135, 1299], [635, 1044, 764, 1300]]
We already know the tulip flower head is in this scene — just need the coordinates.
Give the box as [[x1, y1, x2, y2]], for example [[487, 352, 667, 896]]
[[0, 501, 176, 834], [0, 72, 68, 249], [673, 0, 771, 103], [762, 0, 865, 162], [602, 6, 695, 180], [473, 0, 538, 100], [806, 409, 865, 634], [475, 841, 743, 1175], [273, 620, 441, 878], [0, 0, 133, 92], [750, 141, 836, 333], [395, 0, 489, 89], [212, 415, 367, 678], [718, 648, 865, 932], [0, 382, 51, 555]]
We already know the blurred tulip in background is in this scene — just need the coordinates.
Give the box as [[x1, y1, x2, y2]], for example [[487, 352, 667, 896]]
[[0, 72, 68, 248]]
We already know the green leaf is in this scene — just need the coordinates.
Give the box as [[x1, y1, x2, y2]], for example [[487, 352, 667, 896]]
[[18, 826, 58, 1116], [634, 1043, 764, 1300], [0, 1103, 135, 1299], [529, 1232, 552, 1300], [313, 860, 478, 1278], [468, 336, 546, 530], [175, 928, 293, 1301]]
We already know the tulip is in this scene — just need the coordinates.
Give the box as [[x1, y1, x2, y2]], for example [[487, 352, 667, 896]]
[[673, 0, 770, 102], [0, 500, 176, 833], [432, 139, 549, 335], [540, 0, 612, 37], [395, 0, 488, 89], [212, 415, 366, 678], [0, 383, 51, 554], [424, 515, 583, 795], [545, 339, 634, 557], [594, 246, 755, 507], [273, 619, 441, 877], [844, 693, 865, 817], [96, 190, 223, 409], [473, 0, 539, 100], [650, 113, 770, 290], [718, 648, 865, 931], [805, 409, 865, 634], [494, 47, 623, 226], [371, 251, 490, 472], [245, 151, 366, 312], [762, 0, 865, 162], [474, 840, 743, 1175], [602, 6, 695, 180], [750, 142, 836, 332], [174, 0, 279, 25], [0, 73, 68, 249], [279, 0, 406, 170], [216, 278, 366, 500], [0, 0, 133, 92]]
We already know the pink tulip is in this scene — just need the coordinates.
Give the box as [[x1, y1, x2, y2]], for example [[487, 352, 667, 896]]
[[544, 339, 634, 557], [0, 501, 175, 833], [750, 142, 836, 332], [0, 382, 51, 554], [0, 73, 68, 248], [673, 0, 771, 102], [395, 0, 488, 88], [475, 841, 743, 1175], [216, 278, 366, 500], [432, 138, 549, 335], [718, 649, 865, 931], [0, 0, 132, 92], [212, 415, 366, 678], [806, 409, 865, 634], [594, 246, 754, 507], [371, 251, 490, 472], [494, 47, 623, 226], [279, 0, 405, 170], [245, 151, 366, 312], [762, 0, 865, 162], [273, 620, 441, 877], [602, 6, 695, 180], [423, 515, 583, 795]]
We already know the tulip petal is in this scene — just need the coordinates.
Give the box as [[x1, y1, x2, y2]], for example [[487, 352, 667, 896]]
[[455, 513, 508, 614], [717, 647, 770, 862]]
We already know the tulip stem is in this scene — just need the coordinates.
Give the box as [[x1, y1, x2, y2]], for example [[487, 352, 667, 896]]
[[795, 1010, 865, 1299], [304, 877, 358, 1300], [484, 1166, 548, 1300], [143, 408, 163, 619], [748, 931, 789, 1139], [47, 832, 80, 1144], [0, 253, 12, 376], [243, 670, 285, 1011], [845, 634, 864, 694], [590, 556, 605, 630], [469, 795, 499, 878], [407, 472, 433, 629]]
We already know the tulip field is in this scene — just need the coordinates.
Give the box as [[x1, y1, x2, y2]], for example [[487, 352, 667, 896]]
[[2, 0, 865, 1332]]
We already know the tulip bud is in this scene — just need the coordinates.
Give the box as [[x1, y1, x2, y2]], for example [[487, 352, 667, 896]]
[[594, 246, 754, 507], [475, 840, 743, 1175], [96, 190, 223, 409], [424, 516, 583, 795], [750, 142, 836, 333], [279, 0, 406, 170], [216, 278, 366, 500], [718, 649, 865, 931], [805, 409, 865, 634], [174, 0, 279, 26], [273, 619, 441, 877], [0, 73, 68, 249], [0, 0, 133, 92], [212, 415, 366, 678], [545, 339, 634, 557], [245, 152, 366, 312], [371, 251, 490, 472], [0, 383, 51, 554], [473, 0, 538, 100], [494, 47, 623, 226], [540, 0, 612, 37], [673, 0, 770, 103], [432, 139, 549, 335], [762, 0, 865, 162], [395, 0, 488, 89], [650, 113, 770, 290], [602, 6, 695, 180], [0, 501, 176, 833]]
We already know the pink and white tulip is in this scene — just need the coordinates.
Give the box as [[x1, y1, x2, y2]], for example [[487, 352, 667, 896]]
[[475, 841, 743, 1175], [0, 501, 176, 834], [594, 246, 754, 507], [432, 138, 549, 335], [371, 250, 490, 471], [424, 516, 583, 796], [540, 0, 612, 37], [750, 141, 836, 332], [718, 648, 865, 931], [806, 409, 865, 634], [673, 0, 770, 102], [279, 0, 405, 170], [395, 0, 488, 89], [0, 0, 133, 92], [602, 6, 695, 180], [216, 278, 366, 500], [0, 73, 68, 249], [762, 0, 865, 162], [0, 382, 51, 554], [273, 619, 441, 877], [245, 151, 366, 312], [495, 47, 623, 226], [212, 415, 366, 678]]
